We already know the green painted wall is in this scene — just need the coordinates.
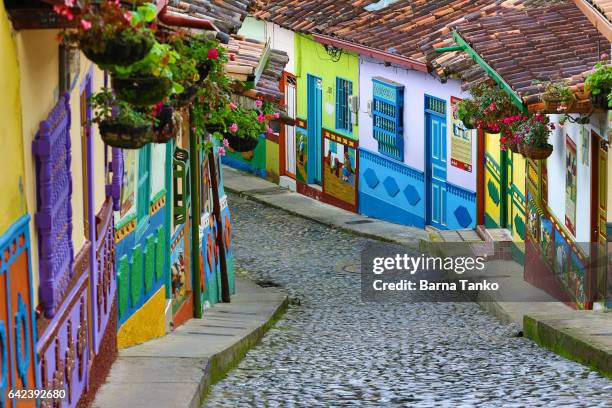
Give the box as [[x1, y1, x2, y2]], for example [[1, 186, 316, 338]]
[[295, 34, 359, 140]]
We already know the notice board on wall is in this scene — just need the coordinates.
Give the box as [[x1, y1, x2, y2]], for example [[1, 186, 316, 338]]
[[450, 96, 473, 172]]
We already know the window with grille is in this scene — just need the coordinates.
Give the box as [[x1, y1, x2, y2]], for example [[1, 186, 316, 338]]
[[372, 77, 404, 161], [137, 145, 151, 222], [336, 77, 353, 133]]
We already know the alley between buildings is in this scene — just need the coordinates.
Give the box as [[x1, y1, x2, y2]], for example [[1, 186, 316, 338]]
[[204, 193, 612, 407]]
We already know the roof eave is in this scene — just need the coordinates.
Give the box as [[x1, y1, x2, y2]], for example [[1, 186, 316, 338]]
[[574, 0, 612, 42], [311, 33, 428, 73]]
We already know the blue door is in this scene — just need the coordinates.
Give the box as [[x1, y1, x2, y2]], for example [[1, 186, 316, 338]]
[[307, 74, 322, 184], [425, 96, 447, 229]]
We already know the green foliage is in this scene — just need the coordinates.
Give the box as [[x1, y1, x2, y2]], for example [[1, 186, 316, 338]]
[[112, 43, 184, 93], [89, 89, 156, 127], [585, 62, 612, 107], [469, 83, 519, 132], [454, 99, 479, 128], [538, 80, 575, 104], [59, 1, 156, 59]]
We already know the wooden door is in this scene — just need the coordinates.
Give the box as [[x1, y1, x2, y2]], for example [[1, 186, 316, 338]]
[[590, 130, 608, 304], [425, 96, 448, 229]]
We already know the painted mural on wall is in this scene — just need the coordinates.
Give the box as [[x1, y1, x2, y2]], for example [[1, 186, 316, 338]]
[[170, 225, 187, 314], [120, 150, 136, 218], [323, 130, 357, 208], [450, 96, 473, 173], [296, 125, 308, 184], [565, 135, 577, 237]]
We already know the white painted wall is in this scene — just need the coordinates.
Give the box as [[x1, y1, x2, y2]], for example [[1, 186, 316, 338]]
[[547, 112, 608, 242], [358, 57, 475, 191], [239, 17, 296, 75]]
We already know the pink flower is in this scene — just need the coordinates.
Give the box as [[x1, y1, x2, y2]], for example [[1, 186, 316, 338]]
[[217, 147, 226, 157], [255, 99, 263, 108], [223, 138, 230, 147], [489, 102, 496, 112], [64, 0, 75, 6], [273, 112, 280, 119], [256, 114, 266, 123], [229, 102, 237, 110], [124, 11, 132, 22], [80, 19, 92, 31], [208, 48, 219, 60], [229, 123, 238, 133], [266, 126, 274, 135]]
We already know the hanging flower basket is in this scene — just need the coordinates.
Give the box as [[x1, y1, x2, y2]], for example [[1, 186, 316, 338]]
[[461, 117, 476, 130], [542, 94, 575, 113], [521, 144, 553, 160], [224, 133, 260, 153], [590, 92, 610, 110], [99, 121, 153, 149], [112, 76, 173, 106], [82, 33, 154, 68]]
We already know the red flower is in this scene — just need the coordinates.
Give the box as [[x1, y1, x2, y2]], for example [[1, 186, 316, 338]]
[[208, 48, 219, 60]]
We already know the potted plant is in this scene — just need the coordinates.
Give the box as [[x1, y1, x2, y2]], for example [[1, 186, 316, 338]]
[[454, 99, 478, 129], [111, 42, 182, 106], [90, 89, 156, 149], [469, 83, 520, 133], [585, 62, 612, 110], [55, 1, 157, 68], [537, 80, 575, 112], [513, 113, 555, 160]]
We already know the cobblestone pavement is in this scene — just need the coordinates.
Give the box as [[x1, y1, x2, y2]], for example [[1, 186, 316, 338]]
[[205, 194, 612, 407]]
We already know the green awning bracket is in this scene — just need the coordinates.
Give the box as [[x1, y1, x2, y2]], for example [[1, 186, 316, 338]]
[[434, 45, 464, 53], [451, 31, 528, 114]]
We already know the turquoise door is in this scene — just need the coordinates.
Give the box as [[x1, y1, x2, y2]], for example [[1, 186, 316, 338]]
[[425, 96, 447, 229], [307, 74, 322, 184]]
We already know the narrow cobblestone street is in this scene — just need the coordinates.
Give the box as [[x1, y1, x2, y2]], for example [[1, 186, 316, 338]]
[[205, 194, 612, 407]]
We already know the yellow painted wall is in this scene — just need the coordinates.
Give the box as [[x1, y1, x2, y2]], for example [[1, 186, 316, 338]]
[[16, 29, 108, 305], [484, 132, 502, 227], [510, 152, 526, 243], [117, 286, 166, 349], [265, 140, 280, 180], [0, 5, 27, 235]]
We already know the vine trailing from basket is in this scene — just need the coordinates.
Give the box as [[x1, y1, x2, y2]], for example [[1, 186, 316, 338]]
[[54, 0, 158, 68], [585, 61, 612, 109]]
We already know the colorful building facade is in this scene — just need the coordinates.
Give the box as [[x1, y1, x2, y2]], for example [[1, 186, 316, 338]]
[[358, 58, 477, 229]]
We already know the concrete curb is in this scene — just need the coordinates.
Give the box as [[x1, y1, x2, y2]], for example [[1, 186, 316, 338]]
[[93, 277, 289, 408], [195, 295, 289, 407], [524, 313, 612, 379]]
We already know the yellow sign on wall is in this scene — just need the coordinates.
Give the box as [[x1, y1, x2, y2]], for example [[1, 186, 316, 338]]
[[450, 97, 473, 172]]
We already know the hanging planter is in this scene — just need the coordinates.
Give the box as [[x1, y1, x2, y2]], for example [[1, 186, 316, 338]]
[[521, 144, 553, 160], [539, 81, 575, 113], [91, 89, 155, 149], [590, 92, 610, 110], [82, 33, 154, 68], [112, 76, 173, 106], [224, 133, 260, 153], [100, 122, 153, 149], [55, 1, 157, 68], [585, 62, 612, 110]]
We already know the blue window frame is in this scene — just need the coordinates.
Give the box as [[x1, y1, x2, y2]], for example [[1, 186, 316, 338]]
[[372, 77, 404, 161], [335, 77, 353, 133], [137, 145, 151, 222]]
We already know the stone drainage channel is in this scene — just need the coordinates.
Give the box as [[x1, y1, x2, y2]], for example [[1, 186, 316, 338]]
[[204, 193, 611, 407]]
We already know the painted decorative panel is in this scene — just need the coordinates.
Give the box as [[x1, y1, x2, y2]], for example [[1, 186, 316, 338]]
[[445, 183, 477, 230], [0, 216, 38, 407], [295, 126, 308, 184], [323, 130, 358, 210], [358, 148, 425, 227], [32, 93, 73, 318], [221, 135, 267, 179], [92, 200, 116, 354], [37, 244, 90, 408]]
